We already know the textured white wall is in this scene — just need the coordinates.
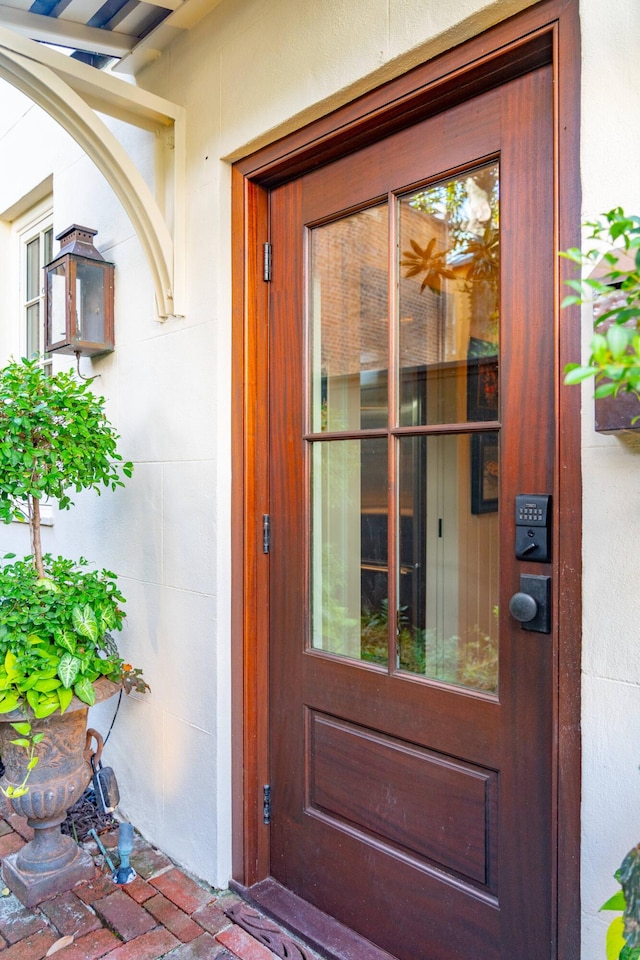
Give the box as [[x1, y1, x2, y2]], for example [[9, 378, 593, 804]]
[[2, 2, 639, 952], [578, 2, 640, 956]]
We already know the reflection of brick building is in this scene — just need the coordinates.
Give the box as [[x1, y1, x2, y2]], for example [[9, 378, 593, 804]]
[[311, 202, 451, 387]]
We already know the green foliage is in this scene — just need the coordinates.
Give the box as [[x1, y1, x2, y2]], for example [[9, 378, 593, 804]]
[[0, 357, 147, 795], [562, 208, 640, 408], [601, 847, 640, 960], [0, 357, 132, 523], [0, 554, 127, 717]]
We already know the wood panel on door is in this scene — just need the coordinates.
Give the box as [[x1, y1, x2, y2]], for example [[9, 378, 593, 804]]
[[269, 66, 554, 960]]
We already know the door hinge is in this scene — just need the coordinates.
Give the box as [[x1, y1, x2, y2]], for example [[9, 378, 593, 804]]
[[263, 242, 272, 282], [263, 784, 271, 824], [263, 514, 271, 554]]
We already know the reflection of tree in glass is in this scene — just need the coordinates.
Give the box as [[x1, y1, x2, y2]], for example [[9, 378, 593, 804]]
[[401, 237, 455, 294], [404, 166, 500, 344]]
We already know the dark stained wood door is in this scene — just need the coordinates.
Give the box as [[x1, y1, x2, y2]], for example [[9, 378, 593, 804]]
[[268, 66, 555, 960]]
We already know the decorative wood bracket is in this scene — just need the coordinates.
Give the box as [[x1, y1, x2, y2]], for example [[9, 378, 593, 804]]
[[0, 27, 185, 321]]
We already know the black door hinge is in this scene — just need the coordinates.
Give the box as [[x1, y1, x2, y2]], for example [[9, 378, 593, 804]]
[[263, 242, 272, 282], [263, 784, 271, 825], [263, 514, 270, 554]]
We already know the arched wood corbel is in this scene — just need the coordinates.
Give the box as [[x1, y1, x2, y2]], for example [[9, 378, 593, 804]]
[[0, 31, 185, 320]]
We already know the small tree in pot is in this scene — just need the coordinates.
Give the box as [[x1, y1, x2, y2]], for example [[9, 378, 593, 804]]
[[0, 357, 147, 905]]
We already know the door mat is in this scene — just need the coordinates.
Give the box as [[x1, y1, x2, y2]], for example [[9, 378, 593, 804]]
[[225, 901, 313, 959]]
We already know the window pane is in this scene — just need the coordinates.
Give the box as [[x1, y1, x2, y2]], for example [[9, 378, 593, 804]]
[[311, 437, 388, 665], [397, 432, 499, 693], [26, 237, 40, 302], [26, 303, 39, 358], [310, 205, 389, 432], [43, 228, 53, 266], [398, 163, 499, 426]]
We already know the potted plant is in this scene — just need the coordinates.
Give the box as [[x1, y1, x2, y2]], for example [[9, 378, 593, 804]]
[[0, 356, 147, 905]]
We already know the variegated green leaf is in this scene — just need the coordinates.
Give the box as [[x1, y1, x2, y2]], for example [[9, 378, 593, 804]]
[[72, 605, 99, 643], [74, 677, 96, 706], [58, 654, 81, 690], [55, 630, 77, 655]]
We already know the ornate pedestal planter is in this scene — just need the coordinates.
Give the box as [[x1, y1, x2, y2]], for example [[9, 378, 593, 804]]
[[0, 678, 119, 906]]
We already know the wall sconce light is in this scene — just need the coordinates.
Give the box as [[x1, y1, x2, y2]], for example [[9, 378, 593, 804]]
[[44, 225, 114, 358]]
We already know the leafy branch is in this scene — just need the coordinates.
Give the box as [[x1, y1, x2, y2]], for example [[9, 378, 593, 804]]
[[562, 208, 640, 408]]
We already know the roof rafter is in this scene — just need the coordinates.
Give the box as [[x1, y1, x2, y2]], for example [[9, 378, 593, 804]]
[[0, 3, 136, 56], [0, 26, 185, 318]]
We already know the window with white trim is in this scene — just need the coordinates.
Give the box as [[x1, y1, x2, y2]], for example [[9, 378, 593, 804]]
[[18, 206, 53, 369], [13, 202, 54, 524]]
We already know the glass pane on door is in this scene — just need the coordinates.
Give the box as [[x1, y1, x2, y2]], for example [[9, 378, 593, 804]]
[[310, 437, 388, 665], [397, 432, 499, 693], [398, 163, 500, 426], [309, 205, 389, 433]]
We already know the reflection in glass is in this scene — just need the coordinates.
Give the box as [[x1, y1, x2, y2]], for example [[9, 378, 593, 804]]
[[397, 433, 499, 693], [310, 205, 389, 432], [311, 438, 388, 665], [398, 163, 500, 426]]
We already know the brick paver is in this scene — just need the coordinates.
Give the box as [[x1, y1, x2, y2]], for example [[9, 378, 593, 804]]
[[143, 893, 203, 942], [0, 894, 45, 945], [75, 874, 121, 906], [40, 890, 101, 938], [161, 932, 229, 958], [0, 834, 25, 860], [100, 927, 179, 960], [117, 875, 155, 904], [48, 928, 121, 960], [216, 926, 278, 960], [93, 890, 157, 941], [0, 817, 306, 960], [191, 900, 230, 935], [148, 869, 213, 915], [0, 930, 58, 960], [129, 848, 172, 880], [5, 816, 33, 843]]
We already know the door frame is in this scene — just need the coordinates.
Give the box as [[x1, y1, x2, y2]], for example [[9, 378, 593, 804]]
[[231, 1, 581, 957]]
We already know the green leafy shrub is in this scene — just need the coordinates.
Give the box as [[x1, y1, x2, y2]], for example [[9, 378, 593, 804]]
[[562, 207, 640, 405], [0, 357, 147, 797]]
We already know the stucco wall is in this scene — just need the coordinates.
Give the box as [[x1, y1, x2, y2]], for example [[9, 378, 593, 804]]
[[1, 0, 639, 955], [578, 1, 640, 954]]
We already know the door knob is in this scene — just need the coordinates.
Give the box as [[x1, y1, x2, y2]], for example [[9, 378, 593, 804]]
[[509, 574, 551, 633], [509, 591, 538, 623]]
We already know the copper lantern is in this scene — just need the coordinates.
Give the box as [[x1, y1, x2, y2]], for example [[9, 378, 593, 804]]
[[44, 225, 114, 357]]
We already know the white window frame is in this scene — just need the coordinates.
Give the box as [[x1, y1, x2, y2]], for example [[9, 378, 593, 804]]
[[10, 199, 55, 525], [14, 199, 54, 366]]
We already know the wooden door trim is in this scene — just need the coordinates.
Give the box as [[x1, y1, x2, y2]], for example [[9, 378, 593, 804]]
[[231, 1, 581, 955]]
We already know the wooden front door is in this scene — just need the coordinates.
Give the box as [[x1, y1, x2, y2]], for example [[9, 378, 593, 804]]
[[267, 65, 557, 960]]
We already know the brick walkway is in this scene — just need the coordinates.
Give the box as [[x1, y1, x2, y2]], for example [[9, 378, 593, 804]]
[[0, 807, 321, 960]]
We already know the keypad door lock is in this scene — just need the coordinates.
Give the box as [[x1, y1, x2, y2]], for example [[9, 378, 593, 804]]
[[515, 494, 551, 562]]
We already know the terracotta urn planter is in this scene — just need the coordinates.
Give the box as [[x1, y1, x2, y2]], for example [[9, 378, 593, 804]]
[[0, 678, 120, 906]]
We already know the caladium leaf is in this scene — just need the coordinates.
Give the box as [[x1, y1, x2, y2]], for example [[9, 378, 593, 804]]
[[57, 654, 81, 690], [71, 605, 99, 643], [55, 631, 76, 655], [74, 677, 96, 706]]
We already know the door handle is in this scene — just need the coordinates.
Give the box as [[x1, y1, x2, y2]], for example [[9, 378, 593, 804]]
[[509, 574, 551, 633]]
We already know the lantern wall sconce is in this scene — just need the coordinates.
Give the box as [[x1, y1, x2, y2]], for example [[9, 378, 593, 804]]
[[44, 225, 115, 358]]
